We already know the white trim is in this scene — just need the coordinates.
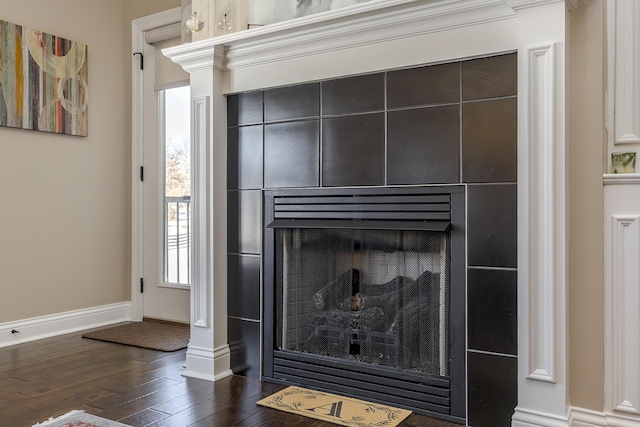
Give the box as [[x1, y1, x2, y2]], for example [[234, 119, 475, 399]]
[[610, 215, 640, 415], [191, 94, 211, 329], [0, 303, 131, 348], [511, 407, 570, 427], [569, 407, 640, 427], [608, 0, 640, 146], [514, 2, 568, 424], [183, 344, 233, 381], [604, 182, 640, 422], [164, 0, 517, 74], [603, 174, 640, 185], [605, 414, 640, 427], [507, 0, 570, 9], [526, 42, 558, 384], [568, 407, 608, 427], [131, 7, 182, 322]]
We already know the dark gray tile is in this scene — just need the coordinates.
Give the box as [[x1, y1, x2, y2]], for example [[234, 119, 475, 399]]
[[228, 255, 261, 321], [264, 120, 320, 188], [462, 98, 517, 183], [264, 83, 320, 122], [228, 318, 261, 379], [387, 105, 460, 185], [468, 184, 517, 268], [468, 268, 517, 355], [227, 190, 262, 254], [322, 73, 385, 116], [468, 352, 517, 427], [387, 62, 460, 108], [227, 125, 263, 190], [463, 53, 517, 101], [322, 114, 385, 187], [227, 91, 263, 126]]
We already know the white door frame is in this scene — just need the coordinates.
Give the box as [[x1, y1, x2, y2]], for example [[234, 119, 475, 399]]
[[131, 8, 182, 321]]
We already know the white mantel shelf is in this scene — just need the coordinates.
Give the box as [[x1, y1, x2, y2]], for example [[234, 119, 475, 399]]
[[164, 0, 517, 74]]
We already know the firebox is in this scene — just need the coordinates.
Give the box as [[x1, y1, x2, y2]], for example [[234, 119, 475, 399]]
[[263, 186, 466, 423]]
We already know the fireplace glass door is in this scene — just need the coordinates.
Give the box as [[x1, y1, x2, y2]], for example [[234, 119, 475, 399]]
[[275, 228, 450, 376], [263, 187, 465, 421]]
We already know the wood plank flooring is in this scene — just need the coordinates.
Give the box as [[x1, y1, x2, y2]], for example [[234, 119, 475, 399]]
[[0, 328, 460, 426]]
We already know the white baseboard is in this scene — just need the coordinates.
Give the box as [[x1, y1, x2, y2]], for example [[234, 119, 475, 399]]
[[569, 407, 608, 427], [512, 407, 569, 427], [0, 302, 132, 348], [568, 407, 640, 427]]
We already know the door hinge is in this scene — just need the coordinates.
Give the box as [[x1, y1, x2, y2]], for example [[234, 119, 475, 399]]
[[140, 278, 144, 293], [133, 52, 143, 70], [140, 166, 144, 182]]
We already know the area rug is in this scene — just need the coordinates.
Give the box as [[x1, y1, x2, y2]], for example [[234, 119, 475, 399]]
[[257, 386, 412, 427], [82, 320, 189, 351], [32, 410, 132, 427]]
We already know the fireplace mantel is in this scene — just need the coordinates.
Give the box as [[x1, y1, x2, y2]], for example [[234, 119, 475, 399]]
[[165, 1, 572, 425]]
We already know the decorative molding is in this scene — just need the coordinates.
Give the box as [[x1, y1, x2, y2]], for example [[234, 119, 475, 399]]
[[526, 43, 558, 384], [569, 406, 640, 427], [505, 0, 566, 10], [191, 95, 211, 329], [568, 407, 608, 427], [609, 215, 640, 415], [610, 0, 640, 145], [605, 413, 640, 427], [162, 43, 223, 73], [183, 344, 233, 381], [604, 173, 640, 185], [165, 0, 517, 72], [511, 406, 569, 427], [0, 303, 131, 348]]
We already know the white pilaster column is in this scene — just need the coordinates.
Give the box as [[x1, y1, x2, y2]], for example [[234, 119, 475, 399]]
[[508, 1, 569, 426], [164, 42, 231, 381]]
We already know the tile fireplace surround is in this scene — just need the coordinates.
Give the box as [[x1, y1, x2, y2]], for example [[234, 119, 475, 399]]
[[164, 1, 574, 426], [227, 55, 517, 425]]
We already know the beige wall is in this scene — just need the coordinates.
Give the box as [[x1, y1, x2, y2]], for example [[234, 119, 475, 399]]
[[0, 0, 179, 324], [568, 0, 606, 411]]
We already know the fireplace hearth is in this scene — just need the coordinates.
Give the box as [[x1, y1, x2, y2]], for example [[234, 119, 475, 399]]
[[263, 187, 466, 423]]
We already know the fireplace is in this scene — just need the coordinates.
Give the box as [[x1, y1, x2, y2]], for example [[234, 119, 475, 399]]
[[263, 187, 466, 422], [165, 0, 572, 425]]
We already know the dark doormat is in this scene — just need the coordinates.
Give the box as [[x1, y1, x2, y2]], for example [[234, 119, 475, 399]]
[[82, 320, 189, 352]]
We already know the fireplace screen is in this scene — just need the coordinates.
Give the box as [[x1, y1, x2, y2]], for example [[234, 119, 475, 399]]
[[275, 228, 450, 376]]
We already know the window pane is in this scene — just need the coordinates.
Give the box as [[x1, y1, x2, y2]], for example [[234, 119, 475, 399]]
[[165, 86, 191, 198], [163, 86, 191, 285]]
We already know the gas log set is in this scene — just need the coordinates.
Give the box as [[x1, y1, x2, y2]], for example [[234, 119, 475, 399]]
[[308, 268, 442, 374]]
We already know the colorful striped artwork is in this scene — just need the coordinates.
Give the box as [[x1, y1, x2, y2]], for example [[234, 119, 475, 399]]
[[0, 19, 88, 136]]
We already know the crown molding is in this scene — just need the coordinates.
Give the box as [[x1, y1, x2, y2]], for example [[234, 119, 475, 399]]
[[505, 0, 566, 10]]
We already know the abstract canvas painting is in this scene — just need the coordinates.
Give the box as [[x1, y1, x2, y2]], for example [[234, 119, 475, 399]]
[[0, 20, 88, 136]]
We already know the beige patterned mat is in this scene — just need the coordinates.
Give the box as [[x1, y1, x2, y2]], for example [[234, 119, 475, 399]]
[[257, 386, 412, 427]]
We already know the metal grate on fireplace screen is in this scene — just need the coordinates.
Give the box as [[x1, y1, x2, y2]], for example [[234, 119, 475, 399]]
[[275, 228, 450, 376]]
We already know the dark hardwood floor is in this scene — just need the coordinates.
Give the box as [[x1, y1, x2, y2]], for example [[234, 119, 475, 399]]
[[0, 328, 459, 426]]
